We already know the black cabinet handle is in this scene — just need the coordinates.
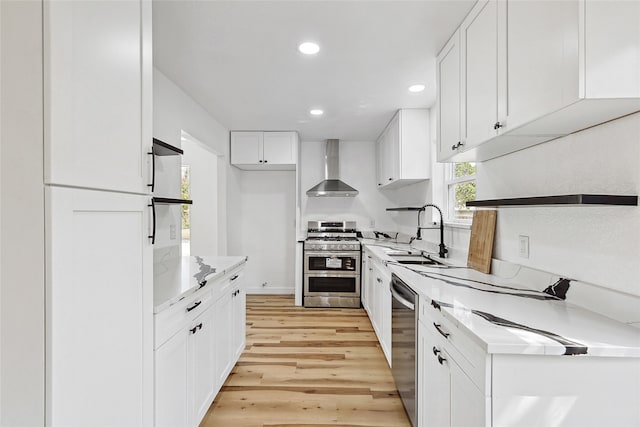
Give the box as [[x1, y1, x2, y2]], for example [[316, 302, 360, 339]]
[[433, 322, 450, 339], [197, 322, 203, 330], [378, 183, 382, 186], [190, 326, 198, 334], [388, 177, 393, 181], [259, 159, 263, 163], [147, 199, 156, 244], [231, 274, 239, 281], [437, 354, 446, 365], [432, 346, 440, 356], [264, 159, 268, 163], [431, 300, 441, 311], [147, 148, 155, 192], [186, 301, 202, 312], [198, 280, 207, 289], [451, 141, 464, 151], [494, 121, 503, 130]]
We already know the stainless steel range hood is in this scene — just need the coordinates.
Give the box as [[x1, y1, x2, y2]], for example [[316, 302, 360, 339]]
[[306, 139, 359, 197]]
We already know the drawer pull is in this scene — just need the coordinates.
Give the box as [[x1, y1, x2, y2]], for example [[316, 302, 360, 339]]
[[198, 280, 207, 289], [231, 274, 239, 281], [431, 300, 441, 311], [189, 326, 198, 334], [186, 301, 202, 312], [433, 322, 450, 339], [376, 277, 382, 283], [432, 346, 440, 356], [437, 354, 446, 365], [197, 322, 203, 330]]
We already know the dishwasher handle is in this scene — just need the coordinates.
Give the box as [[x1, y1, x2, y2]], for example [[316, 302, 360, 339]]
[[391, 286, 415, 311]]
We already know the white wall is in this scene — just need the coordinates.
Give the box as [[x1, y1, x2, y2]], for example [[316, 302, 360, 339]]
[[300, 140, 396, 232], [0, 1, 45, 423], [476, 112, 640, 297], [227, 169, 296, 293], [153, 68, 230, 256]]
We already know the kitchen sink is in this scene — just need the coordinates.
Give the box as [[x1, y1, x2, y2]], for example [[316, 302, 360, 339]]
[[388, 254, 444, 266], [382, 249, 421, 256]]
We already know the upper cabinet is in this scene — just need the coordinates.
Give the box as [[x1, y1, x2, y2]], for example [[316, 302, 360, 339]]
[[231, 131, 298, 170], [44, 0, 153, 193], [377, 109, 431, 189], [438, 0, 640, 163]]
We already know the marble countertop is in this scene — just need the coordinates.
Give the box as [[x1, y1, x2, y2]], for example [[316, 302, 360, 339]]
[[154, 255, 247, 314], [361, 241, 640, 358]]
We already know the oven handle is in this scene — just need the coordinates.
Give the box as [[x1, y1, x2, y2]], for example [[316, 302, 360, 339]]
[[304, 251, 361, 258], [391, 287, 415, 311]]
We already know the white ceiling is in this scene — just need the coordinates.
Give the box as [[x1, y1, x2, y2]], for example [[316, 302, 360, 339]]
[[153, 0, 475, 141]]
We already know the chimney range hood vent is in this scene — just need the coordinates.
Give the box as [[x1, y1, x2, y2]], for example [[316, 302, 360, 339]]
[[306, 139, 359, 197]]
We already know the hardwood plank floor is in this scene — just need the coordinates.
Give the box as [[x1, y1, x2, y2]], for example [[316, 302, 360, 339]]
[[200, 295, 411, 427]]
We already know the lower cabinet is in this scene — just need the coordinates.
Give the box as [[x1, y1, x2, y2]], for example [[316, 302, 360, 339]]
[[363, 252, 392, 367], [418, 296, 640, 426], [155, 267, 246, 427]]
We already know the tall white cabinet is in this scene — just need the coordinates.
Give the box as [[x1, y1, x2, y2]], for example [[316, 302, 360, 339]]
[[43, 0, 154, 425]]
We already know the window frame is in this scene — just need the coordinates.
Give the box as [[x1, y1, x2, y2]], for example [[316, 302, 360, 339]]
[[443, 162, 476, 224]]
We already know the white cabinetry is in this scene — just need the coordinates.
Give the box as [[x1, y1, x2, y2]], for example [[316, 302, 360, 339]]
[[436, 30, 462, 162], [155, 266, 246, 427], [46, 186, 153, 426], [418, 295, 640, 426], [376, 109, 430, 188], [44, 0, 152, 193], [438, 0, 640, 162], [363, 252, 392, 367], [231, 131, 298, 170]]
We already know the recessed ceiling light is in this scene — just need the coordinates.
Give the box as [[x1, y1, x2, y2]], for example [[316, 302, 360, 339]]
[[408, 84, 425, 93], [299, 42, 320, 55], [310, 109, 324, 116]]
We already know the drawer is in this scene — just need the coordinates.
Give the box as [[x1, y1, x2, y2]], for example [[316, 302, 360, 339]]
[[213, 267, 244, 301], [154, 287, 213, 349], [422, 298, 490, 394]]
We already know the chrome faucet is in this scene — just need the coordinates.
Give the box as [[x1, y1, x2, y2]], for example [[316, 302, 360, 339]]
[[415, 204, 448, 259]]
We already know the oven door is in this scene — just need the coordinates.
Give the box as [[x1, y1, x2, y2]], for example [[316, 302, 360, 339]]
[[304, 273, 361, 298], [304, 251, 361, 275]]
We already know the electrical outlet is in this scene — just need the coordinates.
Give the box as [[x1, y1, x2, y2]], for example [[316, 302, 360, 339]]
[[518, 235, 529, 258], [169, 224, 177, 240]]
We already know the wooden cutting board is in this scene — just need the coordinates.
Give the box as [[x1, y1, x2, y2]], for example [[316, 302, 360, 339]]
[[467, 210, 497, 274]]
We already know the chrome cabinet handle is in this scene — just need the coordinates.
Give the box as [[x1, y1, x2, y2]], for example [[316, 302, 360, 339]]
[[433, 322, 450, 339]]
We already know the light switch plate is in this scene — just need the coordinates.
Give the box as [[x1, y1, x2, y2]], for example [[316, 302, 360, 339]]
[[518, 235, 529, 258]]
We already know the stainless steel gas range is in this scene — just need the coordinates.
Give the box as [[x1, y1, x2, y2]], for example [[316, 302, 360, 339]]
[[303, 221, 361, 308]]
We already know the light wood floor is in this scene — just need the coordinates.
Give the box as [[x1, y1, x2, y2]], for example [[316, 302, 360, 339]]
[[200, 295, 411, 427]]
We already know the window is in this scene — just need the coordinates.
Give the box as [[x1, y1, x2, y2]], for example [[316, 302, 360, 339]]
[[445, 162, 476, 222], [181, 165, 191, 256]]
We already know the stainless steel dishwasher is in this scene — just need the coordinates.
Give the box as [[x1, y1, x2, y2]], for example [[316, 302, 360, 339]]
[[390, 273, 418, 427]]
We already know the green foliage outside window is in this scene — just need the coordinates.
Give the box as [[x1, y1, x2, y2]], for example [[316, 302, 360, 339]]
[[181, 166, 190, 230], [453, 162, 476, 218]]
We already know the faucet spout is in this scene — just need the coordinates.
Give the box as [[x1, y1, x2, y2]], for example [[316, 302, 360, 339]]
[[417, 204, 448, 258]]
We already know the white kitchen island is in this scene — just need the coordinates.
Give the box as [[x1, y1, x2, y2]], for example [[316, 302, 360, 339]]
[[153, 255, 248, 427]]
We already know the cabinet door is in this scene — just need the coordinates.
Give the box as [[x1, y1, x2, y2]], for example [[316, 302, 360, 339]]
[[188, 304, 217, 426], [232, 284, 247, 360], [450, 356, 488, 427], [437, 30, 462, 162], [46, 187, 153, 426], [461, 0, 499, 148], [506, 0, 579, 131], [214, 290, 233, 385], [230, 132, 263, 165], [385, 114, 400, 183], [376, 135, 386, 187], [44, 0, 152, 193], [419, 323, 450, 427], [263, 132, 296, 165], [156, 330, 189, 427]]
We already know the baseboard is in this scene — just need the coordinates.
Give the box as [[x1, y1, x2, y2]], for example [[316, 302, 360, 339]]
[[245, 287, 294, 295]]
